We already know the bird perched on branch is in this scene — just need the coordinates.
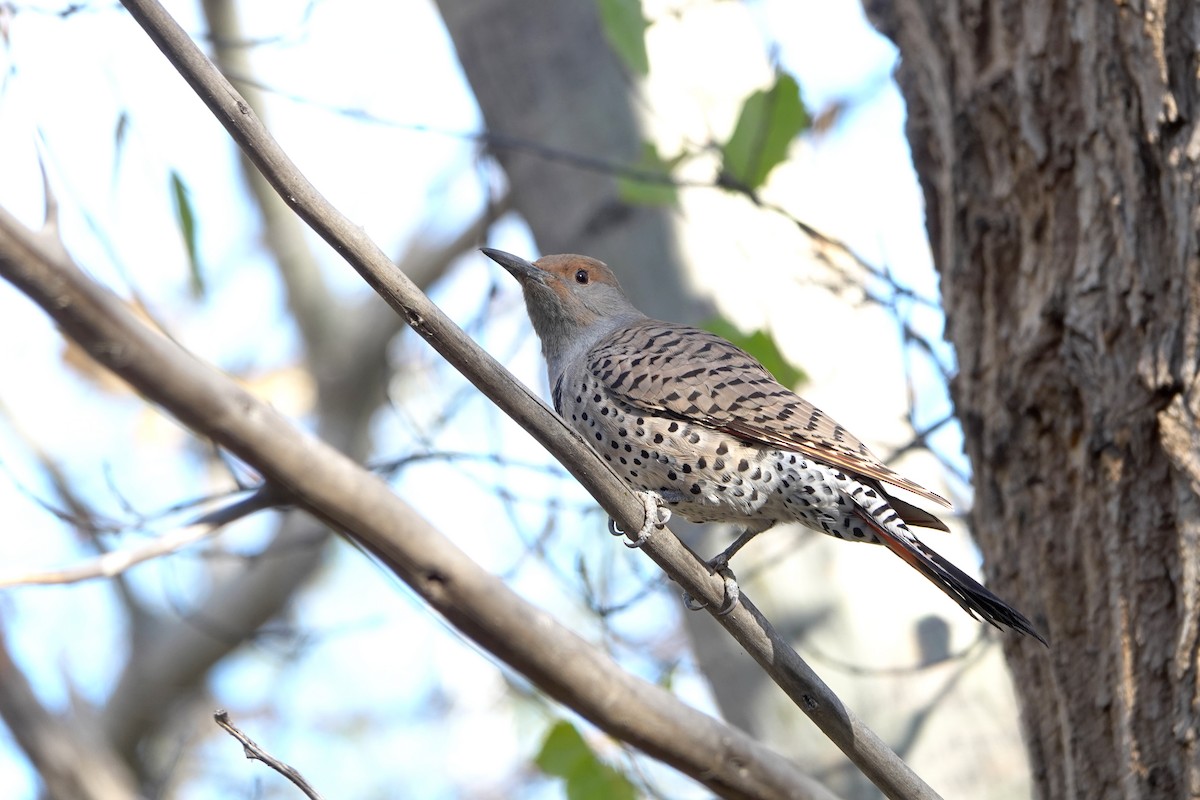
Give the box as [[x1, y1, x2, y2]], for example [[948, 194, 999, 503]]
[[484, 248, 1045, 644]]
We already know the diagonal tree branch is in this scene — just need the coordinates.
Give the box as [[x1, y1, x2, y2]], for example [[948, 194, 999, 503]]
[[122, 1, 942, 796], [0, 205, 836, 800], [96, 1, 510, 768], [8, 2, 945, 797]]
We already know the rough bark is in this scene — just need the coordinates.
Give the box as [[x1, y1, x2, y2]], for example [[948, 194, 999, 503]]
[[440, 6, 1045, 798], [865, 1, 1200, 797]]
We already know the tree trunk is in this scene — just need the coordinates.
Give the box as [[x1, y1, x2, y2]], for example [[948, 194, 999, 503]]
[[435, 0, 706, 324], [866, 1, 1200, 797]]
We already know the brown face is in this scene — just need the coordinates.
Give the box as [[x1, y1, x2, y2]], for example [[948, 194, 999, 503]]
[[483, 247, 637, 339], [529, 254, 624, 305]]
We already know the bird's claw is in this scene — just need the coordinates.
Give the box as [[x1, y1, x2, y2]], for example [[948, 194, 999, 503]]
[[682, 558, 741, 616], [607, 492, 671, 548]]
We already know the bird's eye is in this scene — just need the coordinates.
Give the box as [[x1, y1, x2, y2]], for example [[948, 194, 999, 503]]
[[574, 269, 589, 284]]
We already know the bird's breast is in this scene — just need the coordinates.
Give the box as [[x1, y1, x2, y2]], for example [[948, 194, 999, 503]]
[[558, 369, 845, 527]]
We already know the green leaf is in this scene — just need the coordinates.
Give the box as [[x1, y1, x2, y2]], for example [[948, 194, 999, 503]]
[[720, 72, 809, 191], [703, 316, 806, 389], [169, 170, 204, 298], [617, 142, 680, 206], [535, 721, 636, 800], [536, 721, 590, 778], [596, 0, 649, 76], [566, 762, 636, 800]]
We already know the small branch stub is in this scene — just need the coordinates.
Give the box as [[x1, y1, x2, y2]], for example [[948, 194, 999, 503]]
[[214, 710, 326, 800]]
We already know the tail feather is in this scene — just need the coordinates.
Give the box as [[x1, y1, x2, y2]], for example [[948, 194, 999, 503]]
[[882, 489, 950, 532], [853, 509, 1047, 645]]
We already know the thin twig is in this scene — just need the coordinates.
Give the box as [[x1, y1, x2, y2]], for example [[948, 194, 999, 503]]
[[214, 710, 326, 800], [0, 491, 278, 588]]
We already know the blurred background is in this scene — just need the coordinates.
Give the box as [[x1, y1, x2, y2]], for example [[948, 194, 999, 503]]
[[0, 0, 1031, 797]]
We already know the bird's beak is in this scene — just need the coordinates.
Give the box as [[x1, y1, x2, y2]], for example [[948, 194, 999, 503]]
[[482, 248, 543, 284]]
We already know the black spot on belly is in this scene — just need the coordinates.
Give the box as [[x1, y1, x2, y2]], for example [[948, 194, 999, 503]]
[[689, 483, 702, 495]]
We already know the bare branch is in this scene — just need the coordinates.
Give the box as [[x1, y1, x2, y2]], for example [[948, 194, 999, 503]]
[[214, 710, 325, 800], [0, 201, 836, 800], [0, 491, 277, 588], [6, 1, 945, 796]]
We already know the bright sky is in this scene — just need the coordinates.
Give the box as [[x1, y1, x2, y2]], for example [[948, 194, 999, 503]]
[[0, 1, 988, 797]]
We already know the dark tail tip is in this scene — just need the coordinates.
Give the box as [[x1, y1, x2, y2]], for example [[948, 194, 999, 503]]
[[923, 545, 1048, 647]]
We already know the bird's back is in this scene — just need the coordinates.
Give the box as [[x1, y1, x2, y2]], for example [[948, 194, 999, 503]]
[[581, 318, 949, 509]]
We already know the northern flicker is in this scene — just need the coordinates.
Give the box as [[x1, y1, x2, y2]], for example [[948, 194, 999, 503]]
[[484, 248, 1045, 643]]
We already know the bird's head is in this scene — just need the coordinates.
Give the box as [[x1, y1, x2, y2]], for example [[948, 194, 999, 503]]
[[483, 248, 645, 370]]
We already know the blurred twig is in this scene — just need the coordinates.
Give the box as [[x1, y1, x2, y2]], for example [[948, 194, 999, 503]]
[[0, 629, 140, 800], [0, 490, 277, 588]]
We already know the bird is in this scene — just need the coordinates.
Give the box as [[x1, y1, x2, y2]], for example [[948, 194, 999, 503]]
[[483, 247, 1045, 644]]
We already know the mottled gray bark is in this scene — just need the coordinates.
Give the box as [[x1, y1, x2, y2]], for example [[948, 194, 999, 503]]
[[866, 1, 1200, 797]]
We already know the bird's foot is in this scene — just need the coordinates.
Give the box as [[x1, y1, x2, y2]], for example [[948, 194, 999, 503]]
[[607, 492, 671, 548], [682, 554, 741, 616]]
